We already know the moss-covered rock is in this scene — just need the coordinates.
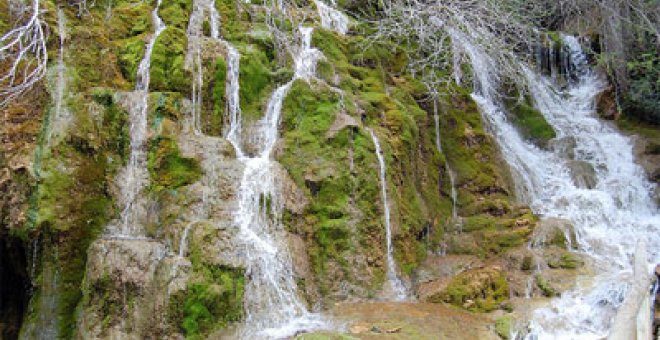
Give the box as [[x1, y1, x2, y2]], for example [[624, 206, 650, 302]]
[[238, 47, 275, 121], [151, 27, 191, 93], [148, 136, 202, 192], [428, 266, 509, 312], [505, 99, 556, 148]]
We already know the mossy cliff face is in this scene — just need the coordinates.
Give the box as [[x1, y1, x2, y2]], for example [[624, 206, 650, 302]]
[[0, 0, 556, 338]]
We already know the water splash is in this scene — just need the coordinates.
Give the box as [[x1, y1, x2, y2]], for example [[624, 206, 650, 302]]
[[451, 29, 659, 339], [230, 26, 327, 338], [115, 0, 166, 237], [366, 128, 408, 301]]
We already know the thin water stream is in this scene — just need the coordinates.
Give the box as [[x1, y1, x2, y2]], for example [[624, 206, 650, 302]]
[[115, 0, 166, 237], [366, 128, 409, 301]]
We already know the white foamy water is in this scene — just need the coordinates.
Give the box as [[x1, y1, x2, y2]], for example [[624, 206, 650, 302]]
[[314, 0, 349, 35], [230, 26, 327, 338], [451, 29, 659, 339], [115, 0, 166, 237], [366, 128, 408, 301]]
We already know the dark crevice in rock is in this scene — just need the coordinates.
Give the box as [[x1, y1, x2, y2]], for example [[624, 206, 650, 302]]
[[0, 232, 30, 340]]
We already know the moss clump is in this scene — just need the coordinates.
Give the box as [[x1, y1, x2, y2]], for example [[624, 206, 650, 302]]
[[535, 274, 557, 297], [117, 37, 146, 85], [506, 100, 556, 147], [175, 232, 245, 339], [158, 0, 193, 30], [495, 315, 514, 339], [205, 57, 227, 136], [150, 28, 190, 93], [548, 252, 582, 269], [430, 267, 509, 312], [181, 267, 244, 338], [238, 48, 274, 121], [148, 137, 202, 191]]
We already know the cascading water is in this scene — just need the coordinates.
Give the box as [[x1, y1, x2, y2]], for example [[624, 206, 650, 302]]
[[224, 44, 242, 154], [366, 128, 408, 301], [314, 0, 349, 35], [230, 26, 326, 338], [114, 0, 166, 237], [451, 28, 659, 339]]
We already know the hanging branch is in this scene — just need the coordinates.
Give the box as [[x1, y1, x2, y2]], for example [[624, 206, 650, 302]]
[[0, 0, 48, 107], [371, 0, 534, 90]]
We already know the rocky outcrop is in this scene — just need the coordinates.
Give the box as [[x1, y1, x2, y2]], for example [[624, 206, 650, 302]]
[[78, 239, 188, 339]]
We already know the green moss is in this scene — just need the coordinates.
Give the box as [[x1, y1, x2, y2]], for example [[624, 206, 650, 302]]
[[215, 0, 249, 40], [158, 0, 193, 30], [148, 137, 202, 192], [25, 89, 131, 337], [208, 57, 227, 136], [495, 315, 514, 339], [548, 252, 582, 269], [107, 0, 152, 39], [431, 267, 509, 312], [117, 37, 146, 85], [506, 100, 556, 147], [238, 48, 274, 121], [535, 274, 557, 297], [180, 236, 245, 338], [150, 27, 191, 93]]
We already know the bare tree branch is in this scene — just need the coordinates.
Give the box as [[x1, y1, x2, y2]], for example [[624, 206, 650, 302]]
[[0, 0, 48, 107]]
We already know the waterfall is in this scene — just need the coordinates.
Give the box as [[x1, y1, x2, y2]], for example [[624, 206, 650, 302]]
[[224, 44, 242, 155], [431, 93, 458, 220], [451, 28, 659, 339], [115, 0, 166, 237], [230, 26, 326, 338], [367, 128, 408, 301], [314, 0, 349, 35]]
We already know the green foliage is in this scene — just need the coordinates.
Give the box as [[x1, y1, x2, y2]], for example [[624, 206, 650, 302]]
[[148, 137, 202, 191], [623, 51, 660, 125]]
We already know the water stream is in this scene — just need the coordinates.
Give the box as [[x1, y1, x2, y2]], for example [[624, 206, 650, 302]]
[[367, 128, 408, 301], [431, 93, 458, 220], [314, 0, 348, 35], [115, 0, 166, 237], [451, 29, 659, 339], [230, 26, 326, 338]]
